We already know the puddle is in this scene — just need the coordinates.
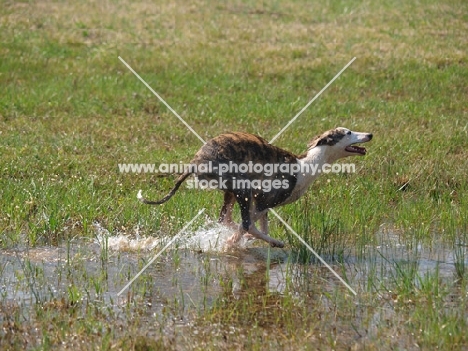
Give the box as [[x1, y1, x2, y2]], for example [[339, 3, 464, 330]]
[[0, 222, 466, 317], [373, 224, 466, 279]]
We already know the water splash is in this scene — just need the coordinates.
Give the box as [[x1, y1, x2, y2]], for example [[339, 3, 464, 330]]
[[93, 222, 163, 252], [93, 220, 249, 253], [184, 222, 246, 251]]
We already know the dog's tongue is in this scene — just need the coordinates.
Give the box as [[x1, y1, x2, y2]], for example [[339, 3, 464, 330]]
[[345, 145, 366, 155]]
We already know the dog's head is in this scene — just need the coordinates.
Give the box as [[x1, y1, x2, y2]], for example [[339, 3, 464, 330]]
[[307, 127, 373, 160]]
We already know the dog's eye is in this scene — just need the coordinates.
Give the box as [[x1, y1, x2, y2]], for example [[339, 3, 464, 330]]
[[347, 131, 351, 135]]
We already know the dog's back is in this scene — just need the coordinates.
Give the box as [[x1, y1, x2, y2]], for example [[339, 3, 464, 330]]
[[192, 132, 299, 210], [193, 132, 295, 164]]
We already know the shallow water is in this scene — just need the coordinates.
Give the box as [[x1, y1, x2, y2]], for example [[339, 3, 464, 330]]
[[0, 222, 465, 313]]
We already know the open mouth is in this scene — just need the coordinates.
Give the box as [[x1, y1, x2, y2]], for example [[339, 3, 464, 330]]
[[345, 144, 367, 155]]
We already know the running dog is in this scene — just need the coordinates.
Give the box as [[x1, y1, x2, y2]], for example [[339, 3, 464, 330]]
[[138, 127, 373, 248]]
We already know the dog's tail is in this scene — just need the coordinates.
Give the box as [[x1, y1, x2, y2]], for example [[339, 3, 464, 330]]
[[137, 172, 191, 205]]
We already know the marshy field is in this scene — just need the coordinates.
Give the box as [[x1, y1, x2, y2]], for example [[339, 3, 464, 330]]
[[1, 0, 467, 349]]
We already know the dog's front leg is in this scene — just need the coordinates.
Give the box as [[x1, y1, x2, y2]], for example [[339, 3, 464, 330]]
[[244, 202, 283, 248], [242, 210, 268, 241], [247, 224, 284, 248], [259, 211, 268, 235]]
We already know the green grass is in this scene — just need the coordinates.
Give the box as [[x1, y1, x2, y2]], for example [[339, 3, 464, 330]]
[[1, 0, 468, 349]]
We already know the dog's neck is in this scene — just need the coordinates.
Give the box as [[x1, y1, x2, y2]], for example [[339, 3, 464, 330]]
[[303, 145, 341, 164], [294, 146, 342, 191]]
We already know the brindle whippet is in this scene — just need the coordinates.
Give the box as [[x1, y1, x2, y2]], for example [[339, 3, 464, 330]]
[[138, 127, 373, 248]]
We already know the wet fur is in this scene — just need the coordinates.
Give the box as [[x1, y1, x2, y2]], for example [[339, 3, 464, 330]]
[[192, 132, 299, 211]]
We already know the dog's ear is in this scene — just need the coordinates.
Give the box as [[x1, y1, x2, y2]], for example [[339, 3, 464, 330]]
[[307, 135, 329, 148], [308, 129, 345, 149], [320, 136, 334, 145], [307, 135, 321, 149]]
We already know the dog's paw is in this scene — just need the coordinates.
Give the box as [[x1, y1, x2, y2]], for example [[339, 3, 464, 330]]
[[242, 233, 255, 241], [226, 233, 243, 247], [270, 241, 285, 248]]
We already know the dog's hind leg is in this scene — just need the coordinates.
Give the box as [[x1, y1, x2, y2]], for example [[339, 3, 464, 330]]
[[226, 191, 252, 246], [218, 191, 237, 230]]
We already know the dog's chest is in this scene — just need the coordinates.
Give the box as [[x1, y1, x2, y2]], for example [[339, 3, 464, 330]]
[[281, 182, 309, 205]]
